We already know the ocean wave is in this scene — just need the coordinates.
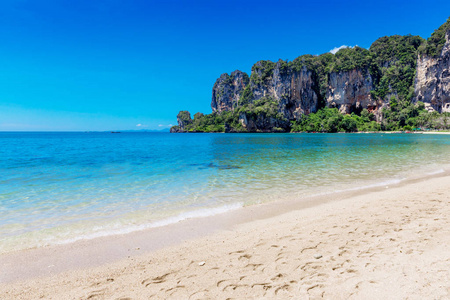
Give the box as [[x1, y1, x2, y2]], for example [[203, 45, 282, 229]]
[[50, 202, 244, 246]]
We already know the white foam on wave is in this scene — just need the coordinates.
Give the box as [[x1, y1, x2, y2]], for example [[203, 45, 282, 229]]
[[315, 166, 449, 198], [426, 168, 445, 175], [50, 202, 244, 247], [313, 178, 404, 197], [343, 178, 404, 191]]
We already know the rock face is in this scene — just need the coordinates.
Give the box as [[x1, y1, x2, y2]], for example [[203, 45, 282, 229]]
[[249, 60, 320, 119], [169, 126, 180, 133], [326, 68, 378, 114], [211, 70, 249, 112], [414, 29, 450, 112], [170, 111, 192, 133], [238, 112, 290, 132]]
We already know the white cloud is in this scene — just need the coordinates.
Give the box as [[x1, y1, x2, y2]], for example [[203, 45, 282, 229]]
[[158, 124, 173, 127], [136, 124, 142, 127], [330, 45, 355, 54]]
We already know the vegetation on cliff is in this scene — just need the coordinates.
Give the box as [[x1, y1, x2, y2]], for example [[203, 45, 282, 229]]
[[247, 40, 425, 105], [370, 35, 425, 101], [177, 111, 192, 124], [421, 17, 450, 58], [291, 108, 379, 133], [330, 47, 373, 73], [250, 60, 276, 86]]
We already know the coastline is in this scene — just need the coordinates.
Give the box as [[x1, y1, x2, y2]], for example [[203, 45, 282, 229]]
[[1, 172, 449, 299], [421, 131, 450, 134]]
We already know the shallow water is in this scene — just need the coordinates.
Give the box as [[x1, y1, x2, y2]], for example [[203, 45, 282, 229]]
[[1, 132, 449, 253]]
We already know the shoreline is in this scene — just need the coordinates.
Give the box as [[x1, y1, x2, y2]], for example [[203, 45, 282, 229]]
[[421, 131, 450, 134], [0, 169, 446, 282], [2, 158, 448, 257], [1, 172, 449, 298]]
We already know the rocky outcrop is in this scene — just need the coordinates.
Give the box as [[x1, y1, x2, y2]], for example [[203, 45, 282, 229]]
[[170, 111, 192, 132], [326, 68, 379, 114], [414, 29, 450, 112], [211, 70, 249, 112], [249, 60, 320, 120], [169, 126, 181, 133], [238, 112, 290, 132]]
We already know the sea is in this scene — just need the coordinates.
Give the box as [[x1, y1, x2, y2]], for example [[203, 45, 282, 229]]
[[1, 132, 449, 254]]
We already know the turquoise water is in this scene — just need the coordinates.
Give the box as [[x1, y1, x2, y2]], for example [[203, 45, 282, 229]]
[[1, 132, 449, 253]]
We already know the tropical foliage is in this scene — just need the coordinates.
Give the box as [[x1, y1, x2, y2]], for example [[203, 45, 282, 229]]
[[421, 17, 450, 58], [369, 35, 425, 101], [172, 100, 450, 133]]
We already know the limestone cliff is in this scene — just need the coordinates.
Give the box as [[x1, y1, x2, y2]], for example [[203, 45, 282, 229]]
[[237, 112, 290, 133], [206, 59, 321, 132], [326, 68, 379, 114], [249, 60, 320, 119], [414, 28, 450, 112], [211, 70, 249, 112]]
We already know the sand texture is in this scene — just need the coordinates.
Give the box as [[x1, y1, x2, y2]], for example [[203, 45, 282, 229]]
[[1, 176, 449, 299]]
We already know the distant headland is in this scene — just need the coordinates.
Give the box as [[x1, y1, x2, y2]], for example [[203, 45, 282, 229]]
[[171, 18, 450, 133]]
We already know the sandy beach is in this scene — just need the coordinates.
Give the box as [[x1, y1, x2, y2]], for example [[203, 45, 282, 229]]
[[421, 131, 450, 135], [1, 174, 449, 299]]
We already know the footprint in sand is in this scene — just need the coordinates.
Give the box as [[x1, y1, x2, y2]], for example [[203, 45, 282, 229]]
[[86, 288, 107, 299], [141, 272, 173, 286], [238, 254, 252, 261]]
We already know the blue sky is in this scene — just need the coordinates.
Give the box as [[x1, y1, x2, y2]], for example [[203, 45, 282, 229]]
[[0, 0, 449, 131]]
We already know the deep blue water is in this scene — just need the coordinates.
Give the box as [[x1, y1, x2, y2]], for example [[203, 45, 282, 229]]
[[1, 132, 449, 252]]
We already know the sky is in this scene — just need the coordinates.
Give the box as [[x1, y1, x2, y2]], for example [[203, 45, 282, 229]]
[[0, 0, 449, 131]]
